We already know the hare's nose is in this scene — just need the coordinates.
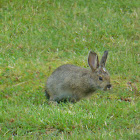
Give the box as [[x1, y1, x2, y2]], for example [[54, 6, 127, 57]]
[[107, 84, 111, 89]]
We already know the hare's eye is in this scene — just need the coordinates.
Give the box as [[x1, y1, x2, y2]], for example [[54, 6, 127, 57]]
[[99, 76, 103, 81]]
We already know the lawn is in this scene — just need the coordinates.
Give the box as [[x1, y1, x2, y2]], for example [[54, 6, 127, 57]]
[[0, 0, 140, 139]]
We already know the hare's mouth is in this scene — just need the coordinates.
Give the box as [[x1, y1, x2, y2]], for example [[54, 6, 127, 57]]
[[104, 84, 112, 90]]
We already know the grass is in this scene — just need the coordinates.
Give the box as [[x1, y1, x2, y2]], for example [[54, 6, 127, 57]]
[[0, 0, 140, 139]]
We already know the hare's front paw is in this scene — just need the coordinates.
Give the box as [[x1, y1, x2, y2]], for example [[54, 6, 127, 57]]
[[48, 101, 58, 106]]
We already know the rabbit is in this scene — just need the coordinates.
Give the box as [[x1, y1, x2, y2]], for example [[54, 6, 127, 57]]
[[45, 50, 111, 103]]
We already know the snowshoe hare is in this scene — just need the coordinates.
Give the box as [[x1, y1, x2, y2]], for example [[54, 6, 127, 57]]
[[45, 51, 111, 103]]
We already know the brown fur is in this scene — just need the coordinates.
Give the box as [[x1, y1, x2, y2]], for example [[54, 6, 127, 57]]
[[45, 51, 111, 103]]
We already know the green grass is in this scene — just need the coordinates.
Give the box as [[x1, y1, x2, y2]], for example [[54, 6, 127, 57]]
[[0, 0, 140, 139]]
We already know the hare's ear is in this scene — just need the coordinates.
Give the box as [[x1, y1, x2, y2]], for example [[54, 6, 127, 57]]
[[100, 50, 108, 67], [88, 51, 99, 71]]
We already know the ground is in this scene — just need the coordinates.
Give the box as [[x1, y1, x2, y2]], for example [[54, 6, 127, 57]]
[[0, 0, 140, 139]]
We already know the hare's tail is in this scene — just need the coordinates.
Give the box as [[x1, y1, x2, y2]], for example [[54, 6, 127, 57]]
[[45, 90, 50, 99]]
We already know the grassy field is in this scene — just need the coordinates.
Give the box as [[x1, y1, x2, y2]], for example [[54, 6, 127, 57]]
[[0, 0, 140, 139]]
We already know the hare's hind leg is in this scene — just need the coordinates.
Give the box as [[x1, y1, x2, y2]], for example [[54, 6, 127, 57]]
[[49, 93, 76, 103], [49, 95, 68, 103]]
